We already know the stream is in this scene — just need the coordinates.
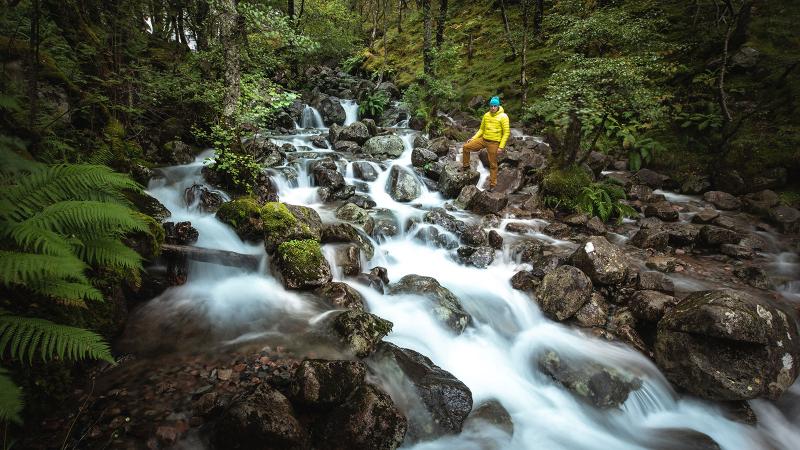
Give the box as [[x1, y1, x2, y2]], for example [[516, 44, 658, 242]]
[[135, 100, 799, 450]]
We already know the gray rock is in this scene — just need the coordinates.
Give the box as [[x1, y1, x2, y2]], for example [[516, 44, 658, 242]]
[[336, 202, 370, 225], [539, 350, 642, 409], [423, 208, 467, 235], [184, 184, 224, 213], [291, 359, 366, 407], [569, 236, 630, 286], [334, 244, 362, 276], [460, 224, 488, 246], [630, 227, 669, 250], [352, 161, 379, 181], [455, 185, 480, 209], [692, 208, 720, 224], [769, 205, 800, 234], [535, 265, 593, 321], [388, 275, 471, 333], [574, 292, 609, 328], [733, 266, 772, 290], [655, 289, 800, 400], [469, 190, 509, 215], [320, 223, 375, 260], [488, 230, 503, 249], [320, 309, 393, 357], [629, 290, 678, 323], [646, 256, 678, 273], [645, 202, 679, 222], [385, 166, 422, 202], [363, 135, 405, 159], [703, 191, 742, 210], [634, 168, 669, 188], [315, 282, 365, 310], [456, 245, 496, 268], [700, 225, 741, 246], [511, 239, 545, 264], [637, 271, 675, 294], [439, 164, 480, 199], [411, 147, 438, 167], [464, 399, 513, 436], [339, 121, 371, 144]]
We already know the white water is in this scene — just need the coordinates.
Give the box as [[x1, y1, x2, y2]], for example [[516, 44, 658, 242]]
[[341, 99, 359, 126], [139, 114, 799, 450], [300, 104, 327, 129]]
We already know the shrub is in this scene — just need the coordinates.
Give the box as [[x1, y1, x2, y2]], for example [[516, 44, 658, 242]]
[[576, 182, 638, 223], [204, 148, 262, 195], [542, 166, 593, 209]]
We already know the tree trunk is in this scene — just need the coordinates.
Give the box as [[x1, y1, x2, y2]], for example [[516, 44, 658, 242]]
[[288, 0, 295, 19], [521, 0, 529, 105], [534, 0, 543, 34], [219, 0, 241, 128], [397, 0, 404, 32], [467, 32, 474, 65], [499, 0, 517, 58], [28, 0, 40, 133], [435, 0, 447, 48], [422, 0, 433, 77]]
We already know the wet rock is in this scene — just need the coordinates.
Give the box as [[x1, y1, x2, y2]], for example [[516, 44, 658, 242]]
[[311, 93, 346, 125], [569, 236, 630, 286], [130, 190, 171, 222], [488, 230, 503, 249], [313, 383, 407, 450], [334, 244, 362, 276], [460, 224, 488, 246], [630, 290, 678, 323], [511, 239, 545, 264], [768, 205, 800, 234], [543, 222, 571, 239], [161, 140, 195, 165], [634, 168, 669, 189], [273, 239, 332, 290], [742, 190, 779, 217], [644, 257, 674, 275], [388, 275, 471, 333], [564, 213, 589, 226], [313, 166, 346, 192], [163, 221, 199, 245], [423, 208, 467, 235], [510, 270, 541, 292], [720, 243, 754, 259], [700, 225, 741, 246], [352, 161, 379, 181], [637, 271, 675, 294], [455, 185, 480, 209], [680, 175, 711, 195], [371, 343, 473, 440], [464, 399, 513, 436], [310, 135, 328, 149], [535, 265, 593, 321], [385, 166, 422, 202], [644, 202, 679, 222], [349, 194, 376, 210], [733, 266, 772, 290], [456, 246, 495, 268], [211, 384, 309, 449], [628, 184, 654, 202], [413, 135, 429, 149], [630, 227, 669, 250], [414, 226, 459, 250], [184, 184, 224, 212], [655, 289, 800, 400], [363, 135, 405, 159], [646, 428, 721, 450], [539, 350, 642, 409], [703, 191, 741, 210], [411, 148, 438, 167], [291, 359, 366, 408], [338, 121, 371, 145], [215, 198, 266, 241], [663, 222, 701, 247], [336, 202, 370, 225], [320, 223, 374, 260], [364, 212, 400, 240], [428, 136, 451, 156], [320, 309, 393, 357], [493, 167, 524, 194], [585, 217, 607, 235], [692, 208, 720, 224], [334, 140, 362, 154], [315, 282, 365, 310], [439, 164, 480, 199], [469, 190, 509, 215], [573, 292, 609, 328]]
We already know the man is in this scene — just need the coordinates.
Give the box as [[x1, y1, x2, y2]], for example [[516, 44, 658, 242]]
[[461, 96, 510, 191]]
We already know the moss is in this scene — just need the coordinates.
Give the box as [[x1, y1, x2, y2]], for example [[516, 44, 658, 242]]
[[277, 239, 325, 275], [216, 198, 262, 228], [542, 166, 593, 208], [261, 202, 297, 234]]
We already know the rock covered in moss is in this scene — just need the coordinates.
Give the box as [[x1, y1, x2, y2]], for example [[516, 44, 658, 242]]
[[273, 239, 332, 290], [321, 309, 393, 357], [215, 198, 265, 241], [363, 135, 405, 159], [265, 203, 322, 252], [655, 289, 800, 401], [291, 359, 367, 408]]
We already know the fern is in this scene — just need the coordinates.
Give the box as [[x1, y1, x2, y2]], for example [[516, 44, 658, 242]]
[[577, 182, 639, 224], [0, 369, 23, 424], [0, 311, 114, 364]]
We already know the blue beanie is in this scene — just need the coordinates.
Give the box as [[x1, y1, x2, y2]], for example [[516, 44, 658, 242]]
[[489, 96, 501, 106]]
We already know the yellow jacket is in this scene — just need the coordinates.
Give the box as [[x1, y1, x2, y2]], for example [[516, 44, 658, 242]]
[[471, 106, 510, 148]]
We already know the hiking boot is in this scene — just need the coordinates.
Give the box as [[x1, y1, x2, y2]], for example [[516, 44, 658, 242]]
[[460, 166, 470, 173]]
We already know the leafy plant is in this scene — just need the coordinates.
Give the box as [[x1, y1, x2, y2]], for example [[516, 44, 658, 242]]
[[358, 90, 390, 119], [204, 148, 262, 195], [542, 166, 593, 210], [576, 182, 638, 223]]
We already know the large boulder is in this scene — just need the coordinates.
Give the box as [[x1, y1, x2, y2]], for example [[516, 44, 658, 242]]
[[315, 282, 365, 311], [411, 147, 438, 167], [388, 275, 471, 334], [768, 205, 800, 234], [320, 223, 374, 260], [569, 236, 630, 286], [703, 191, 742, 210], [336, 202, 370, 225], [469, 190, 509, 215], [313, 384, 407, 450], [352, 161, 380, 181], [311, 93, 346, 125], [386, 166, 422, 202], [184, 184, 224, 213], [211, 384, 309, 449], [655, 289, 800, 400], [534, 266, 593, 321], [363, 135, 405, 159], [438, 164, 480, 199], [339, 121, 371, 145], [318, 309, 393, 357], [291, 359, 367, 408], [539, 350, 642, 409], [370, 343, 473, 441], [273, 239, 332, 290]]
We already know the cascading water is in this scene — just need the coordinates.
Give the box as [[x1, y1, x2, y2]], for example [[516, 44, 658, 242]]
[[135, 114, 799, 450], [300, 104, 327, 129], [340, 99, 359, 125]]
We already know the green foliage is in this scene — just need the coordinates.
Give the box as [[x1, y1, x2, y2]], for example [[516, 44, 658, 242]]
[[277, 239, 324, 272], [204, 148, 262, 195], [0, 310, 113, 365], [297, 0, 360, 62], [604, 117, 666, 171], [401, 43, 461, 129], [261, 202, 297, 234], [576, 182, 638, 224], [542, 166, 593, 210], [238, 74, 298, 128], [0, 368, 23, 424], [358, 90, 390, 120]]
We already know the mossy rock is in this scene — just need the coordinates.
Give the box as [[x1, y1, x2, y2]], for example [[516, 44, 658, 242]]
[[265, 203, 322, 253], [216, 198, 264, 241], [324, 309, 393, 357], [124, 212, 165, 261], [273, 239, 332, 290], [542, 166, 593, 209]]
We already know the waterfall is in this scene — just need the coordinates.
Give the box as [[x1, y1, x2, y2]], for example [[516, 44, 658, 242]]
[[341, 99, 359, 125], [300, 104, 327, 129]]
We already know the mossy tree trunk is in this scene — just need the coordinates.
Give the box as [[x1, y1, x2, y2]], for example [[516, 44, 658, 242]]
[[219, 0, 241, 129]]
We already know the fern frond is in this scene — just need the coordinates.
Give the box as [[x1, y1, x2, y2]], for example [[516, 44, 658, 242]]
[[76, 238, 143, 270], [0, 220, 75, 257], [22, 201, 149, 237], [0, 146, 40, 177], [0, 311, 114, 364], [29, 280, 101, 303], [0, 251, 89, 286], [1, 165, 141, 221], [0, 368, 23, 424]]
